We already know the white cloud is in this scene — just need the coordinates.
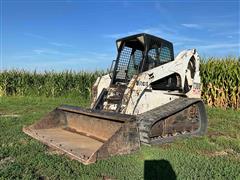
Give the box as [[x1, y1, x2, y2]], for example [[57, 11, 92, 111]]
[[24, 33, 48, 40], [33, 49, 58, 55], [103, 33, 123, 39], [181, 23, 201, 29], [204, 22, 236, 27], [6, 50, 114, 72], [86, 52, 114, 60], [32, 48, 74, 56], [198, 43, 240, 50], [11, 55, 34, 59], [103, 27, 205, 45], [103, 27, 171, 40], [24, 33, 73, 48], [211, 31, 240, 37], [49, 42, 73, 47], [33, 49, 44, 55], [103, 27, 165, 39]]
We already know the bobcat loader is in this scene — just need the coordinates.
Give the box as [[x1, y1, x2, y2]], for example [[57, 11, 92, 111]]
[[23, 33, 207, 165]]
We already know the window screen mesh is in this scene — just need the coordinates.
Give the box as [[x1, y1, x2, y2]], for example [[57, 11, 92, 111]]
[[116, 46, 132, 80], [148, 49, 159, 61], [127, 50, 143, 79], [147, 42, 172, 69], [160, 45, 172, 62]]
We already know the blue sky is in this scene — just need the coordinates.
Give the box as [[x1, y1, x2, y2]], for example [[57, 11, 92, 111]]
[[1, 1, 240, 71]]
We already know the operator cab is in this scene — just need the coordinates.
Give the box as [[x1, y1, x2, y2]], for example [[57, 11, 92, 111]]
[[112, 33, 174, 84]]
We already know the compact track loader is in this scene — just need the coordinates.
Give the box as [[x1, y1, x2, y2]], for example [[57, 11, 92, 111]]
[[23, 33, 207, 164]]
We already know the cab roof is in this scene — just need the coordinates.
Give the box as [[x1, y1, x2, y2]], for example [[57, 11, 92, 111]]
[[116, 33, 173, 50]]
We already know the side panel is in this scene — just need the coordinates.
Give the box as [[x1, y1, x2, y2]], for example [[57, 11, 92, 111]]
[[96, 121, 140, 160], [131, 90, 179, 115], [91, 74, 111, 108]]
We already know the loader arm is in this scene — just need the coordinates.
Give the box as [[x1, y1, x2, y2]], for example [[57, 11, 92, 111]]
[[138, 49, 200, 92]]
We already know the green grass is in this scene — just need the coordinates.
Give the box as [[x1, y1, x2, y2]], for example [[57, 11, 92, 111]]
[[0, 96, 240, 179]]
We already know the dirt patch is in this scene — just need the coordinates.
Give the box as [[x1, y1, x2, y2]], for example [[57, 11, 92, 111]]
[[101, 175, 116, 180], [208, 131, 238, 139], [207, 131, 225, 138], [212, 150, 228, 156], [159, 143, 172, 149], [199, 149, 238, 157], [19, 138, 28, 145]]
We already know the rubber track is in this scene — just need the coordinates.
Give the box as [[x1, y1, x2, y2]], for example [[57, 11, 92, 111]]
[[136, 98, 208, 145]]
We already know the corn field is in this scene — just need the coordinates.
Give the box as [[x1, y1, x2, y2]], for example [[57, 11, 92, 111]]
[[0, 70, 103, 98], [0, 57, 239, 109], [200, 57, 240, 109]]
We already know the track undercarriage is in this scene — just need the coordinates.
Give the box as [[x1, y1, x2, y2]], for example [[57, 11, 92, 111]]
[[138, 98, 207, 145]]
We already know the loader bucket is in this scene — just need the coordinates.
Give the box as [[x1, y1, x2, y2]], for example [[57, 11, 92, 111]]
[[23, 105, 140, 165]]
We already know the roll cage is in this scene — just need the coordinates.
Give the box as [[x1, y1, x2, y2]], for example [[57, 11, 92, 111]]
[[112, 33, 174, 84]]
